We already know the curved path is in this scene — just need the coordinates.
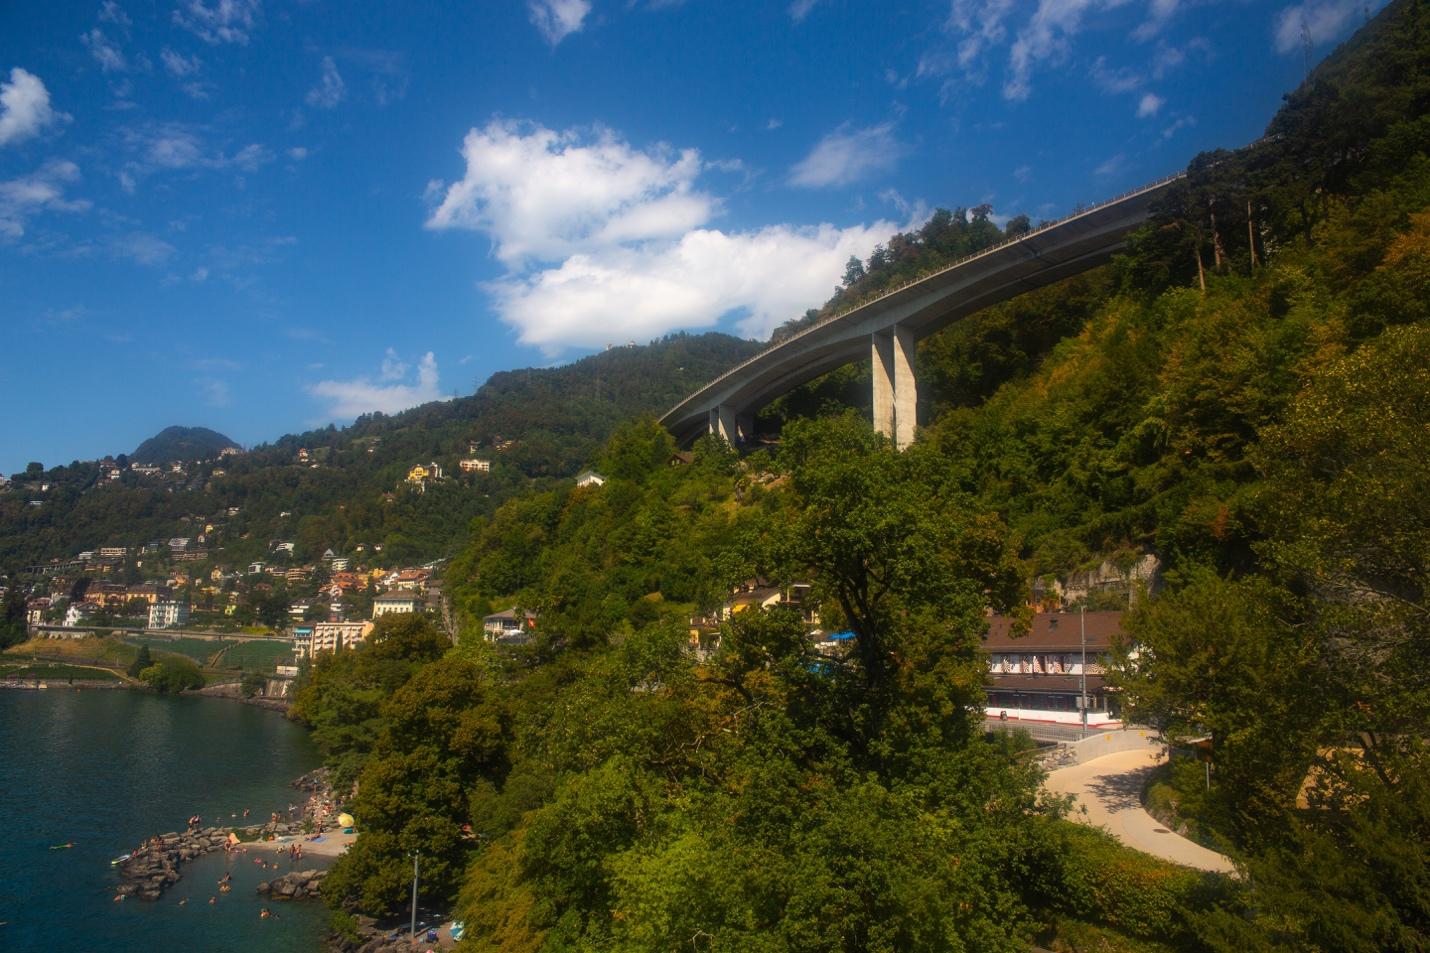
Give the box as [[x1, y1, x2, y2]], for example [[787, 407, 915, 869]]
[[1045, 747, 1236, 874]]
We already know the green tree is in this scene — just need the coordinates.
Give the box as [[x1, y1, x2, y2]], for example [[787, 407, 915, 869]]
[[127, 643, 153, 678]]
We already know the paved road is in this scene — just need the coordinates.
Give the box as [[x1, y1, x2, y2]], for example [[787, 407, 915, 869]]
[[1045, 747, 1236, 874]]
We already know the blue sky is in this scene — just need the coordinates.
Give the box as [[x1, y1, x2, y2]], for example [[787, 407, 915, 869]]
[[0, 0, 1377, 474]]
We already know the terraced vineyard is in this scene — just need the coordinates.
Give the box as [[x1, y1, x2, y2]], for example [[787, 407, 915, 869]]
[[125, 635, 228, 665], [216, 639, 294, 673]]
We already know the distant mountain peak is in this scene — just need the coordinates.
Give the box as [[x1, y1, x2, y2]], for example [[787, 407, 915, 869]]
[[132, 426, 239, 464]]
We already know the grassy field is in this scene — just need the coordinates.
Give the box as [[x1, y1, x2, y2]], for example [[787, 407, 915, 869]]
[[0, 662, 123, 681], [5, 636, 198, 674], [4, 636, 136, 667], [217, 639, 294, 672]]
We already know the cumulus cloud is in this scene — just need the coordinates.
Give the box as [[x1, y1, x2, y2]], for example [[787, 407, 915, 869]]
[[305, 56, 345, 109], [528, 0, 591, 45], [426, 119, 715, 265], [0, 159, 90, 239], [173, 0, 261, 45], [1136, 91, 1164, 116], [309, 351, 448, 419], [0, 68, 67, 147], [788, 122, 904, 188], [427, 119, 894, 350], [1273, 0, 1372, 54], [489, 221, 893, 350]]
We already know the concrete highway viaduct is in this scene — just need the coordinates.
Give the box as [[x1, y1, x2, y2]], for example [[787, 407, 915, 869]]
[[661, 173, 1185, 450]]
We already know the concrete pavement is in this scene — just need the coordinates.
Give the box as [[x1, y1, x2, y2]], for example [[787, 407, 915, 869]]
[[1045, 746, 1236, 874]]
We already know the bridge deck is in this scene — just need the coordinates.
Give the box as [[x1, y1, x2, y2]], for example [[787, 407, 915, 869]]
[[661, 173, 1183, 444]]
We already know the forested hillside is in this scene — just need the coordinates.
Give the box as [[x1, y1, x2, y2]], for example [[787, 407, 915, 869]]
[[289, 3, 1430, 951], [131, 426, 239, 464], [0, 332, 758, 573]]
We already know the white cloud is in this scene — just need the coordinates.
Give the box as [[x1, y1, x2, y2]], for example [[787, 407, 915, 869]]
[[288, 146, 308, 160], [789, 122, 904, 188], [119, 122, 273, 183], [305, 56, 345, 109], [173, 0, 261, 45], [82, 28, 128, 72], [488, 221, 893, 350], [161, 48, 202, 77], [1006, 0, 1119, 101], [1089, 55, 1142, 93], [1136, 91, 1164, 116], [0, 159, 90, 239], [528, 0, 591, 45], [427, 118, 896, 351], [1162, 114, 1195, 139], [379, 348, 408, 381], [426, 119, 715, 265], [1273, 0, 1370, 54], [111, 231, 176, 265], [99, 1, 131, 27], [790, 0, 822, 21], [199, 378, 231, 407], [946, 0, 1017, 76], [309, 351, 448, 419], [1133, 0, 1180, 40], [0, 68, 67, 147], [1094, 152, 1128, 177]]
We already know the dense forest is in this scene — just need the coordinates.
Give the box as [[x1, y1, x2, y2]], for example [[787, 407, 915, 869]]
[[0, 332, 759, 573], [287, 3, 1430, 951]]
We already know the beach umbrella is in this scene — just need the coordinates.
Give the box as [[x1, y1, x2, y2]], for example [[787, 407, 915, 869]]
[[337, 812, 354, 828]]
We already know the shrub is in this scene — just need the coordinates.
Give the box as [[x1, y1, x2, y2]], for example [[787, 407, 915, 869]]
[[139, 658, 205, 693]]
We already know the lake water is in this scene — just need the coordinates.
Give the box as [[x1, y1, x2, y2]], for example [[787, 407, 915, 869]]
[[0, 688, 331, 953]]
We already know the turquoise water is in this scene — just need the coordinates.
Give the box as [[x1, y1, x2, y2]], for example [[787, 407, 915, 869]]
[[0, 689, 330, 953]]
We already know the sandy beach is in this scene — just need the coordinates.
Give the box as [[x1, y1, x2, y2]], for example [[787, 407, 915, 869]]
[[262, 829, 357, 857]]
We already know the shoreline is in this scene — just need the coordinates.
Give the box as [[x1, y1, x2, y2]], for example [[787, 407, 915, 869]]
[[111, 767, 352, 902]]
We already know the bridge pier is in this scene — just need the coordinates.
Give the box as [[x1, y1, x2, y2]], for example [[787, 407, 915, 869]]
[[872, 326, 916, 450], [708, 404, 739, 444]]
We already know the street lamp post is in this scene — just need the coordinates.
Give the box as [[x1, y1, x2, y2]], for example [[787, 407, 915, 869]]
[[1080, 605, 1088, 740], [410, 851, 420, 939]]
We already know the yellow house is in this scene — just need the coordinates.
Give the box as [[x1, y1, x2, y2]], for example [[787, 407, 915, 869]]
[[406, 465, 429, 485]]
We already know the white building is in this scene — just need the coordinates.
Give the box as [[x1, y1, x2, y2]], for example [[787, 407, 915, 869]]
[[459, 458, 491, 473], [148, 601, 191, 629], [293, 621, 374, 658], [575, 469, 606, 488], [372, 592, 419, 618], [65, 602, 99, 627]]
